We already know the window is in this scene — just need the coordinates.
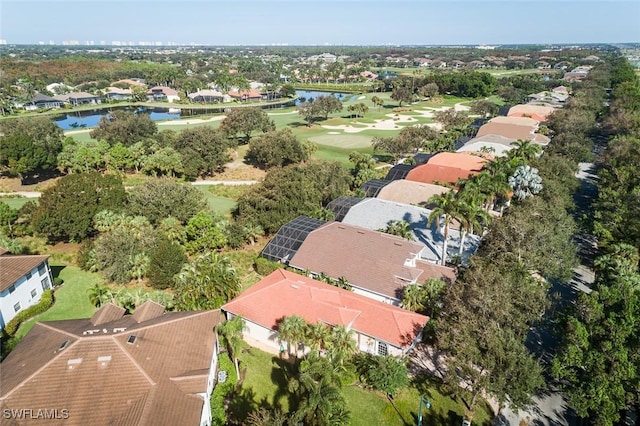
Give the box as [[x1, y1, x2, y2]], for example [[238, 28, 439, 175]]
[[38, 263, 46, 276], [13, 302, 21, 313], [26, 272, 32, 280], [8, 284, 16, 294], [377, 341, 388, 356], [31, 289, 37, 298], [41, 277, 50, 291]]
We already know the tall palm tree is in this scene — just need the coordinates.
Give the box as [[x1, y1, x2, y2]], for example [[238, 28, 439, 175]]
[[307, 322, 330, 353], [87, 283, 112, 307], [456, 201, 491, 256], [327, 325, 357, 366], [427, 191, 464, 266], [508, 139, 542, 164], [217, 315, 247, 380], [278, 315, 308, 360], [289, 353, 349, 426]]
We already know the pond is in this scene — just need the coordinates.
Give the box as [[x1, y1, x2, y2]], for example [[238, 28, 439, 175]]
[[53, 106, 182, 130], [295, 90, 358, 104]]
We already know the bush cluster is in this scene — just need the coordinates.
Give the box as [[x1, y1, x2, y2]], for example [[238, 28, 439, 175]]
[[211, 353, 238, 426], [4, 289, 54, 337]]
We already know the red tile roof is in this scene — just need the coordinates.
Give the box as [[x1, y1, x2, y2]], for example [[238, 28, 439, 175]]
[[406, 152, 487, 186], [228, 89, 262, 99], [0, 254, 49, 292], [0, 307, 220, 426], [507, 104, 555, 122], [222, 269, 429, 348]]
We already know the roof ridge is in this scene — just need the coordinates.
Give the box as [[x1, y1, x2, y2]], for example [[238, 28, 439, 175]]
[[112, 335, 157, 386], [127, 310, 217, 333], [1, 325, 78, 400]]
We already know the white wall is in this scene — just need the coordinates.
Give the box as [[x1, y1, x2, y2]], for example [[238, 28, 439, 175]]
[[0, 261, 53, 330]]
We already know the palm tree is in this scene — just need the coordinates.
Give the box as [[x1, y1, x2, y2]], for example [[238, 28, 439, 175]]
[[402, 284, 426, 312], [508, 139, 542, 164], [87, 283, 112, 307], [307, 322, 330, 354], [379, 220, 414, 241], [217, 315, 247, 381], [427, 191, 464, 266], [456, 201, 491, 256], [327, 325, 357, 366], [289, 353, 349, 426], [336, 276, 352, 291], [278, 315, 308, 360]]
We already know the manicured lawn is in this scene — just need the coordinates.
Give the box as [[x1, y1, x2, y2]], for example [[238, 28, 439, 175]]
[[0, 197, 36, 210], [234, 347, 493, 426], [195, 186, 237, 214], [16, 263, 101, 339]]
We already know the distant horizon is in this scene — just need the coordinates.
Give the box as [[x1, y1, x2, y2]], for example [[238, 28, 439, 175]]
[[1, 1, 639, 46]]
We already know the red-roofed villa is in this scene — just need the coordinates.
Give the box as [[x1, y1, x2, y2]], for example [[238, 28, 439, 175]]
[[222, 269, 429, 358]]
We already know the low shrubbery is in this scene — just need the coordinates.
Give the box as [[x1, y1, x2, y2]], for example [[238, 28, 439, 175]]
[[253, 257, 280, 276], [211, 353, 238, 426], [3, 289, 54, 337]]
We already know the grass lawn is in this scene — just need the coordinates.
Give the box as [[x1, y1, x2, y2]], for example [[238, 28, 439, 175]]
[[233, 347, 493, 426], [15, 263, 101, 339], [195, 185, 237, 214], [0, 197, 36, 210]]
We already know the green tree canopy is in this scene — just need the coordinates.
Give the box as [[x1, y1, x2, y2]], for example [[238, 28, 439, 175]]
[[233, 161, 352, 234], [0, 117, 64, 178], [31, 172, 126, 242], [219, 107, 275, 143], [245, 128, 310, 169], [90, 110, 158, 146], [126, 178, 207, 226], [172, 126, 233, 179]]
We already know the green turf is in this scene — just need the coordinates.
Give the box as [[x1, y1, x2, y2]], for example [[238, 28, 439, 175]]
[[195, 186, 237, 214], [15, 263, 101, 339], [235, 347, 493, 425], [0, 198, 36, 210]]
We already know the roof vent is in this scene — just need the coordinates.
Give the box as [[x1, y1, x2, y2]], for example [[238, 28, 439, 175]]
[[97, 355, 112, 367], [58, 340, 70, 351], [357, 231, 365, 234], [67, 358, 83, 370], [127, 335, 137, 344], [291, 285, 299, 289]]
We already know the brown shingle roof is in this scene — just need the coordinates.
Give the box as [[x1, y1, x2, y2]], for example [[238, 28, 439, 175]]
[[489, 116, 540, 127], [0, 254, 49, 292], [376, 180, 451, 205], [289, 222, 453, 301], [0, 309, 220, 426], [507, 104, 555, 122], [476, 122, 538, 140], [132, 300, 165, 323], [90, 303, 126, 326], [222, 269, 429, 348]]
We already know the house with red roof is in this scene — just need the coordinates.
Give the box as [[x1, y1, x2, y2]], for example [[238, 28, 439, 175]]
[[406, 152, 488, 186], [221, 269, 429, 357], [228, 89, 264, 102]]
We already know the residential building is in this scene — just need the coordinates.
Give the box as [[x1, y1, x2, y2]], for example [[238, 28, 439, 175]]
[[0, 302, 220, 426], [103, 86, 133, 100], [340, 198, 482, 265], [222, 269, 430, 357], [147, 86, 181, 103], [228, 89, 264, 102], [188, 89, 229, 103], [288, 222, 456, 305], [507, 104, 555, 122], [476, 121, 550, 145], [54, 92, 102, 106], [22, 92, 63, 110], [0, 249, 53, 330], [405, 152, 487, 186], [375, 180, 451, 206]]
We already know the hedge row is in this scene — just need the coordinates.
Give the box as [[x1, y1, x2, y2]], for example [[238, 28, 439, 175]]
[[4, 289, 54, 337], [211, 353, 238, 426]]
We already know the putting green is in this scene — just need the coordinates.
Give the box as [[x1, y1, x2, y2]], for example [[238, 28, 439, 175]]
[[309, 133, 373, 148]]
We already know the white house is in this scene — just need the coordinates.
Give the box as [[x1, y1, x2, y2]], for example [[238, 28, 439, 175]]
[[0, 248, 53, 330]]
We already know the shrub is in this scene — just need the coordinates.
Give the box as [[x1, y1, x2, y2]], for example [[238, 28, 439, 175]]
[[211, 353, 238, 426], [4, 289, 54, 336], [254, 257, 280, 276]]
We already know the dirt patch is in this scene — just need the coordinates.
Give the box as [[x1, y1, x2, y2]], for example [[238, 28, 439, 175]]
[[213, 165, 266, 181], [0, 176, 60, 193]]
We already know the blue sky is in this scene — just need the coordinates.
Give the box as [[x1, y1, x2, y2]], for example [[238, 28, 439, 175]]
[[1, 0, 639, 45]]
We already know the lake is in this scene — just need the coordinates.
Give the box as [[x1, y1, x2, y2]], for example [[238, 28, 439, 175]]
[[54, 106, 181, 130], [295, 90, 357, 104]]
